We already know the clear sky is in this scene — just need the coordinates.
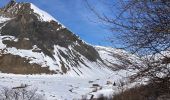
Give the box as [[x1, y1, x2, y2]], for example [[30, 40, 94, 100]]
[[0, 0, 114, 47]]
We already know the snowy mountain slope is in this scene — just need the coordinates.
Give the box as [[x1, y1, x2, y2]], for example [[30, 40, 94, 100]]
[[0, 1, 141, 76], [30, 3, 57, 22]]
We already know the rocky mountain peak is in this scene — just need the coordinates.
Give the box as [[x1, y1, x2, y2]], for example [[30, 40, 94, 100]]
[[1, 1, 28, 17], [0, 1, 140, 75], [5, 0, 16, 9], [0, 1, 105, 74], [0, 1, 57, 22]]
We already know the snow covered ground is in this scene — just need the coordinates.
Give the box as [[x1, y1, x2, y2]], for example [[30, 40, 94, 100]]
[[0, 69, 137, 100]]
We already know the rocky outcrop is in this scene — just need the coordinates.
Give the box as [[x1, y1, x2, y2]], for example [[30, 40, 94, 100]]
[[0, 54, 55, 74]]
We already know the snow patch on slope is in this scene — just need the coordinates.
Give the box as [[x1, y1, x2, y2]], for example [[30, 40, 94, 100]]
[[30, 3, 66, 28], [30, 3, 56, 22], [0, 16, 11, 23], [96, 46, 142, 69]]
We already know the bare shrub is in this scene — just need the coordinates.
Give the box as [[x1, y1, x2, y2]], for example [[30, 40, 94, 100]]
[[113, 81, 170, 100], [0, 85, 46, 100]]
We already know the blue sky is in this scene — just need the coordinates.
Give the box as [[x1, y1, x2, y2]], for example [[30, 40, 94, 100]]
[[0, 0, 114, 46]]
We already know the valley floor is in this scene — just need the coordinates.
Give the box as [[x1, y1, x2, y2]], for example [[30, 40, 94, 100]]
[[0, 71, 132, 100]]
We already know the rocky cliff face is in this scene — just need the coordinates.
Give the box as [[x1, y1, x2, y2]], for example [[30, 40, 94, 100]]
[[0, 1, 140, 76]]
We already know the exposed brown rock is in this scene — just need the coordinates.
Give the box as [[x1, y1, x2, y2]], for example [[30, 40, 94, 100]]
[[0, 54, 56, 74]]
